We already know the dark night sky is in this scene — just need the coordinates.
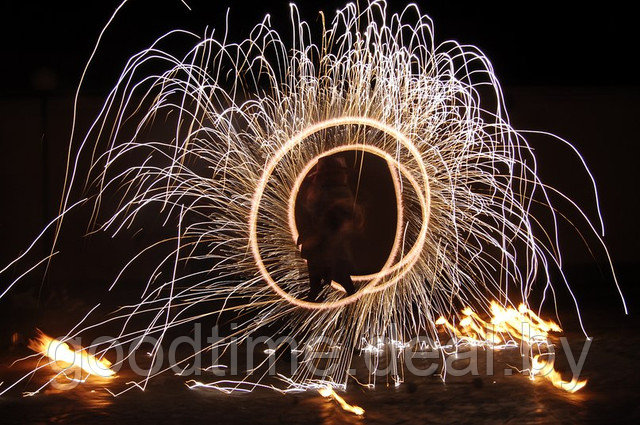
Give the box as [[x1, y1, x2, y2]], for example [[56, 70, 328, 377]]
[[0, 0, 637, 92], [0, 1, 638, 313]]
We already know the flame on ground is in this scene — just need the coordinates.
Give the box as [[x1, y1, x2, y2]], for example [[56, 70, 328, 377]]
[[318, 385, 365, 416], [435, 301, 562, 346], [531, 354, 587, 393], [436, 302, 586, 393], [28, 330, 115, 378]]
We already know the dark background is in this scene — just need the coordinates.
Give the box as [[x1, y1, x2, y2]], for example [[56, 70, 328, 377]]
[[0, 0, 638, 323]]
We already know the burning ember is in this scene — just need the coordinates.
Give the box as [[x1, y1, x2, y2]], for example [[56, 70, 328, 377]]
[[28, 331, 115, 378], [318, 386, 365, 416]]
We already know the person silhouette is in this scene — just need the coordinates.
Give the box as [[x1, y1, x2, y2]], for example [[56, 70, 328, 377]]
[[297, 155, 363, 301]]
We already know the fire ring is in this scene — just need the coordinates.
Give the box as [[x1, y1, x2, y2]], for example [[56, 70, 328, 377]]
[[249, 116, 431, 310], [288, 144, 419, 285]]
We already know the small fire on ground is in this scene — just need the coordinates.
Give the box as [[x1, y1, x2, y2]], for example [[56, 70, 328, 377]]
[[436, 302, 587, 393], [318, 385, 365, 416], [28, 330, 115, 378]]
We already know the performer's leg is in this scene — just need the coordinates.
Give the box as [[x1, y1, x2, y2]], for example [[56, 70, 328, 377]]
[[307, 262, 323, 302], [334, 261, 355, 296]]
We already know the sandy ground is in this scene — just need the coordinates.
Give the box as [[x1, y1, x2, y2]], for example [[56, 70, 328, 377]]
[[0, 312, 638, 425]]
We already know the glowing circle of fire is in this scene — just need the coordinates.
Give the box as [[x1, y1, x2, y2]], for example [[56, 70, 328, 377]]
[[250, 117, 431, 309], [0, 0, 626, 400], [287, 144, 407, 284], [287, 143, 414, 287]]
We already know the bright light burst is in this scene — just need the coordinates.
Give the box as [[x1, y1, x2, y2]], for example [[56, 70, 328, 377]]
[[0, 0, 626, 398], [27, 331, 115, 378]]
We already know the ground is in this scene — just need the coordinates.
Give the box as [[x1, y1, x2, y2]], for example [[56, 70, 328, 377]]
[[0, 307, 637, 425]]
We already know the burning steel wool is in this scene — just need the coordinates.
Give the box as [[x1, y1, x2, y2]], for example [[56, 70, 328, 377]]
[[0, 0, 626, 412]]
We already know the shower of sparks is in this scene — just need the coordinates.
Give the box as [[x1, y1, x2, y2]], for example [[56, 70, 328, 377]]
[[0, 0, 625, 398]]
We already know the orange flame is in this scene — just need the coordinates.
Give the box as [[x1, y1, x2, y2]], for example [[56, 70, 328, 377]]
[[436, 301, 562, 346], [436, 303, 586, 393], [531, 355, 587, 393], [28, 330, 115, 378], [318, 386, 365, 416]]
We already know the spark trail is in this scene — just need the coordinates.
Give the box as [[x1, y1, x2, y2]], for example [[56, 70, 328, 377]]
[[0, 1, 624, 397]]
